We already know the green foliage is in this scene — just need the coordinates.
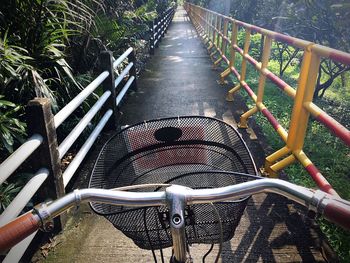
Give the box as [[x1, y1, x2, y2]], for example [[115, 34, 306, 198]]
[[236, 30, 262, 61], [0, 0, 173, 155], [318, 219, 350, 261], [0, 0, 173, 110], [0, 182, 21, 213], [0, 96, 26, 154], [0, 0, 91, 109], [0, 172, 34, 213], [94, 1, 156, 52]]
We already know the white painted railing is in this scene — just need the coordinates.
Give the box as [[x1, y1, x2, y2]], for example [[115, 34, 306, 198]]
[[0, 47, 137, 262]]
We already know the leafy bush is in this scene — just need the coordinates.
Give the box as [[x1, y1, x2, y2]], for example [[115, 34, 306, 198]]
[[0, 182, 21, 213], [0, 96, 26, 154]]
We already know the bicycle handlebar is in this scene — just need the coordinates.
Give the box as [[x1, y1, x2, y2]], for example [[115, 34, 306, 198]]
[[1, 178, 349, 253], [324, 199, 350, 230], [0, 212, 41, 252]]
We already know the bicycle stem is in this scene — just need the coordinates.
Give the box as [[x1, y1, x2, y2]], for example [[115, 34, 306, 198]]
[[166, 185, 188, 263]]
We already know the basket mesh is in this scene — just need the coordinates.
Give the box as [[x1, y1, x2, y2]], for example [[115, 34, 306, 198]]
[[89, 116, 258, 249]]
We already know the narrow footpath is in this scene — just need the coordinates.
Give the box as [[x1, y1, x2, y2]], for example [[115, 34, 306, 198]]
[[33, 7, 331, 263]]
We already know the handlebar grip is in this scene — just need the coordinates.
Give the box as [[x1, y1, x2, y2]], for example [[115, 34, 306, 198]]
[[0, 212, 40, 253], [323, 200, 350, 231]]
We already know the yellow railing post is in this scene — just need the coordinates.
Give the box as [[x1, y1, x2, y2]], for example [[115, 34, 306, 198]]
[[200, 9, 204, 31], [204, 11, 209, 42], [229, 22, 238, 69], [257, 37, 272, 103], [239, 36, 272, 128], [264, 47, 320, 176], [201, 9, 205, 30], [211, 14, 217, 48], [214, 18, 228, 68], [287, 47, 319, 151], [208, 13, 215, 51], [224, 21, 238, 94], [210, 15, 222, 64], [216, 16, 222, 49], [234, 28, 251, 124], [209, 12, 213, 42], [207, 11, 210, 39], [239, 29, 251, 89], [210, 15, 219, 58], [221, 18, 229, 57]]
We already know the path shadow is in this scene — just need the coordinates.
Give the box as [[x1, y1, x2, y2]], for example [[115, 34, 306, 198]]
[[220, 194, 324, 262]]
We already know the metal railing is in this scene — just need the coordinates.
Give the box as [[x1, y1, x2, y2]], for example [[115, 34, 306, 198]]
[[184, 3, 350, 197], [0, 47, 137, 262], [149, 7, 176, 55]]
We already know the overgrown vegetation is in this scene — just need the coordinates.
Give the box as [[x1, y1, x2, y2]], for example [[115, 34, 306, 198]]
[[0, 0, 174, 213], [0, 0, 173, 156]]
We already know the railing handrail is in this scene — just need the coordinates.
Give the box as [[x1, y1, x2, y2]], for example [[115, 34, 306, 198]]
[[185, 2, 350, 197], [0, 134, 43, 185], [54, 71, 110, 128], [149, 6, 175, 55], [0, 46, 138, 262], [57, 90, 112, 159], [113, 47, 134, 69], [62, 110, 113, 187]]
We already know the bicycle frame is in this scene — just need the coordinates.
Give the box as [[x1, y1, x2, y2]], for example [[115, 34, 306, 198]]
[[1, 178, 350, 262]]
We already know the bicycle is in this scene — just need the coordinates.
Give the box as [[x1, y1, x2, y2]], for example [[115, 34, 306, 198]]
[[1, 116, 349, 263]]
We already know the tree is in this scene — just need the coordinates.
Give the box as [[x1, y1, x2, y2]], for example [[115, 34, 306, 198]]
[[287, 1, 350, 98], [271, 43, 301, 77], [226, 0, 350, 98], [315, 60, 350, 98]]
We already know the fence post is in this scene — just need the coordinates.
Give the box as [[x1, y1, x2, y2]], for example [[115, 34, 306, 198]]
[[161, 13, 166, 38], [150, 20, 155, 55], [165, 10, 170, 34], [26, 98, 65, 229], [158, 17, 163, 43], [155, 18, 160, 48], [287, 48, 320, 151], [128, 50, 138, 91], [100, 51, 117, 130]]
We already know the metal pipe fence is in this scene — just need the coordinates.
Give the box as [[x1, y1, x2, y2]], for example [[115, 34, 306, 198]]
[[0, 47, 137, 262], [185, 3, 350, 197], [149, 7, 176, 55]]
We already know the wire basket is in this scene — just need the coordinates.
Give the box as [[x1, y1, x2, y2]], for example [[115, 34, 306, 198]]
[[89, 116, 259, 249]]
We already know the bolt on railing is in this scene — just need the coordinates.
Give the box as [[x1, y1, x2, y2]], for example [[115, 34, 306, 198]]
[[185, 3, 350, 197]]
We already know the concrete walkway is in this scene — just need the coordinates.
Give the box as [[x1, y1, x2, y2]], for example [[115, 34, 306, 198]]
[[33, 7, 331, 263]]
